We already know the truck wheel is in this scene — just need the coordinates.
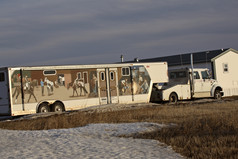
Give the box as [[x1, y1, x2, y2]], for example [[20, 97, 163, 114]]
[[52, 102, 64, 112], [214, 89, 222, 100], [38, 103, 50, 113], [169, 93, 178, 103]]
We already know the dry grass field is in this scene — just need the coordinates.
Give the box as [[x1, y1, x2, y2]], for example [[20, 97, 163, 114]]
[[0, 99, 238, 159]]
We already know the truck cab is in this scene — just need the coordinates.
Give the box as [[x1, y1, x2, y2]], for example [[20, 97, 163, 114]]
[[153, 68, 223, 103], [191, 69, 216, 98]]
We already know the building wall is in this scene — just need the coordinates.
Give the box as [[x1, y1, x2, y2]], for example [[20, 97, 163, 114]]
[[213, 50, 238, 96], [169, 63, 212, 71]]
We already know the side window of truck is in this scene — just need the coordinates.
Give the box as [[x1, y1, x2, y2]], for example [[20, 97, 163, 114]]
[[170, 72, 176, 79], [193, 71, 200, 79], [0, 73, 5, 82], [170, 71, 186, 79], [201, 71, 210, 79]]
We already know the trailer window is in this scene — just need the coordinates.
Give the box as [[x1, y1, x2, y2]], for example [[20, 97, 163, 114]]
[[122, 67, 130, 76], [0, 73, 5, 82], [43, 70, 56, 76], [100, 72, 105, 81], [110, 71, 114, 81]]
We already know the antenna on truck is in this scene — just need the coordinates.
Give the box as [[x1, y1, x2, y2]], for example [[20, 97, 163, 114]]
[[190, 54, 194, 97]]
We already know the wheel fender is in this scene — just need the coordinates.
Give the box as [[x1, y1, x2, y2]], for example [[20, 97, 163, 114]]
[[163, 91, 178, 101], [210, 84, 223, 97], [169, 92, 178, 99]]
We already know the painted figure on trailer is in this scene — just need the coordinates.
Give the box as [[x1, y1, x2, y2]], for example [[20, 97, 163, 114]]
[[44, 77, 54, 96]]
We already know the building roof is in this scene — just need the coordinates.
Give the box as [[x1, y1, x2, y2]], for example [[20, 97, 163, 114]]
[[131, 48, 231, 66]]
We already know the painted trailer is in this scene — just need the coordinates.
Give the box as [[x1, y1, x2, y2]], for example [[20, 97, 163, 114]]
[[0, 62, 168, 116]]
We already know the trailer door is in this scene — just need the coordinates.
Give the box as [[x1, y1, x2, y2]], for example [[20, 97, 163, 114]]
[[0, 70, 10, 115], [97, 69, 108, 104], [97, 68, 119, 105], [109, 68, 119, 103]]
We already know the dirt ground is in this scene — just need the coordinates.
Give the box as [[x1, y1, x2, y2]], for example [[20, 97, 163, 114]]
[[1, 97, 235, 122]]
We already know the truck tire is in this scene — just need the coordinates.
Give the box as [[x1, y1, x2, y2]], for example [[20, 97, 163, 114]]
[[214, 89, 222, 100], [169, 93, 178, 104], [52, 102, 64, 112], [38, 103, 50, 113]]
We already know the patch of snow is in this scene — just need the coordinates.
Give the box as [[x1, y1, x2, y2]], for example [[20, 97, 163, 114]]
[[0, 122, 184, 159]]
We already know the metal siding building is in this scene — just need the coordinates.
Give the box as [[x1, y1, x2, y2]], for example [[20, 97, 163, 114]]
[[132, 48, 238, 97]]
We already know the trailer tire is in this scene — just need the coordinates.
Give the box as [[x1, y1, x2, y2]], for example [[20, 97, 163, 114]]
[[52, 102, 65, 112], [214, 89, 222, 100], [169, 93, 178, 104], [38, 103, 50, 113]]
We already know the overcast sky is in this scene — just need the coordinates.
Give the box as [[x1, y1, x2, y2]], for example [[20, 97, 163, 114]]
[[0, 0, 238, 67]]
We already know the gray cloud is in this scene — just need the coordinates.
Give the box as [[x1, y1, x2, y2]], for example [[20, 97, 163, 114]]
[[0, 0, 238, 66]]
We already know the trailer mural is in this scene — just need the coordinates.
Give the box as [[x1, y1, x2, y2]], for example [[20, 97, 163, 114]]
[[10, 65, 151, 104], [118, 66, 151, 96], [10, 69, 98, 104], [0, 62, 170, 116]]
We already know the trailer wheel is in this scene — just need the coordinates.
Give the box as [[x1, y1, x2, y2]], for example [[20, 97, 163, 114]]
[[214, 89, 222, 100], [52, 102, 65, 112], [169, 93, 178, 104], [38, 103, 50, 113]]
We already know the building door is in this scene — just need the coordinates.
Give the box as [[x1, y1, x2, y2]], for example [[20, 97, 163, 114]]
[[0, 70, 10, 115]]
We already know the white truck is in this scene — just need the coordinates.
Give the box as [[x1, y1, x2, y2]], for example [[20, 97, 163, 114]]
[[152, 68, 224, 103], [0, 62, 168, 116]]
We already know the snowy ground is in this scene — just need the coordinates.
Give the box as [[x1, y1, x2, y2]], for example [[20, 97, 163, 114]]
[[0, 99, 226, 158], [0, 122, 184, 159]]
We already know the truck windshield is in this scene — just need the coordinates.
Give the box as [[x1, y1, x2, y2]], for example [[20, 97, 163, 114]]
[[201, 71, 210, 79]]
